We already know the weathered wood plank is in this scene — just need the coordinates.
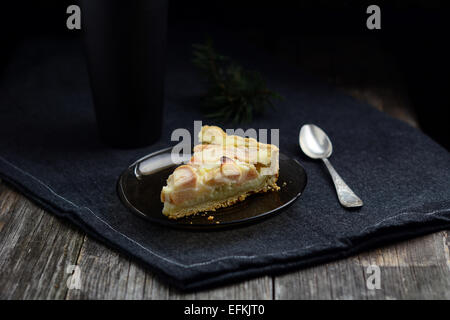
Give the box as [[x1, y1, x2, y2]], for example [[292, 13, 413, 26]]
[[0, 184, 85, 299], [1, 177, 449, 300], [153, 274, 272, 300], [66, 236, 273, 299], [0, 180, 272, 300], [274, 232, 450, 299], [2, 177, 448, 300], [65, 236, 145, 300]]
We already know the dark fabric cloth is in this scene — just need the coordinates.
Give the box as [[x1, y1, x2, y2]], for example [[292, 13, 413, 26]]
[[1, 33, 449, 291]]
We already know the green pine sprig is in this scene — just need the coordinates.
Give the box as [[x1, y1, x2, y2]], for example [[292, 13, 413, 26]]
[[193, 39, 282, 123]]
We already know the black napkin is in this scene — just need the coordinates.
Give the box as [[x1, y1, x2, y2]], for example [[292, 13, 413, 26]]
[[1, 34, 449, 291]]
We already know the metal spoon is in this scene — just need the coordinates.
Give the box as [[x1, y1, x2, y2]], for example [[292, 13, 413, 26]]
[[299, 124, 363, 208]]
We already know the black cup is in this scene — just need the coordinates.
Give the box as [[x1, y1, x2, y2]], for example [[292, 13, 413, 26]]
[[81, 0, 168, 148]]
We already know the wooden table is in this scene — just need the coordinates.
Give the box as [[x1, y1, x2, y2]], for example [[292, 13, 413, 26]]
[[0, 35, 449, 299], [0, 180, 448, 299]]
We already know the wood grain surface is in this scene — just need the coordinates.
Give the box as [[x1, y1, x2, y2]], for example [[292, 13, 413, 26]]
[[0, 181, 448, 299]]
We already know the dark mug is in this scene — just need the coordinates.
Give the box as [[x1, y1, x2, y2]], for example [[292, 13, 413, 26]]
[[80, 0, 168, 148]]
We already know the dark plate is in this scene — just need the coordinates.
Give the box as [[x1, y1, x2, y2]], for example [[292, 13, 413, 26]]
[[117, 147, 307, 230]]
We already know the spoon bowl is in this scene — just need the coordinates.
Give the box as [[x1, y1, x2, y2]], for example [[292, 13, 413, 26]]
[[299, 124, 333, 159]]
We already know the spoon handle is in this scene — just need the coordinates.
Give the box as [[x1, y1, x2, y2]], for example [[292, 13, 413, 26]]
[[322, 158, 363, 208]]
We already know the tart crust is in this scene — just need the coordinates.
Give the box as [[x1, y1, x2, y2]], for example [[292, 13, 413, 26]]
[[163, 175, 279, 219]]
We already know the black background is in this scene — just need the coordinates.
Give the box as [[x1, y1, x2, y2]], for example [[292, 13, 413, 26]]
[[1, 0, 449, 149]]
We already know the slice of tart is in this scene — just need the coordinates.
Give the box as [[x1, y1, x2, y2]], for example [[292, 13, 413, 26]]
[[160, 125, 279, 219]]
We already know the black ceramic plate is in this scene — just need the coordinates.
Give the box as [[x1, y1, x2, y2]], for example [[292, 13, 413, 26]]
[[117, 147, 307, 229]]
